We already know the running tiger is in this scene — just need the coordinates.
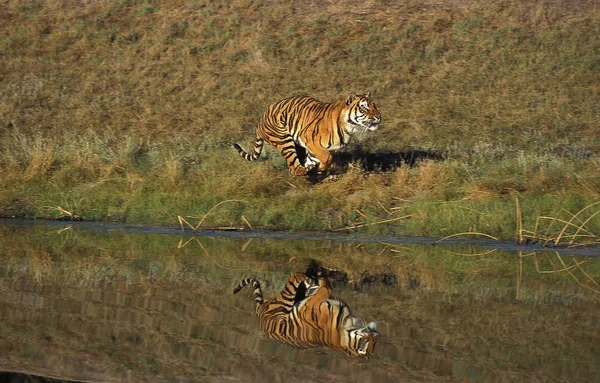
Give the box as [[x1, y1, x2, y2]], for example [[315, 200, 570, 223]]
[[233, 263, 380, 357], [233, 92, 381, 175]]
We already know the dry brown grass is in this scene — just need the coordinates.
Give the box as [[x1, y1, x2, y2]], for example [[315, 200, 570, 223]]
[[22, 148, 54, 181], [523, 201, 600, 247], [2, 0, 598, 142]]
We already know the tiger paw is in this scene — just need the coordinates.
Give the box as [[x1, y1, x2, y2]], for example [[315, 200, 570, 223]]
[[291, 166, 308, 176]]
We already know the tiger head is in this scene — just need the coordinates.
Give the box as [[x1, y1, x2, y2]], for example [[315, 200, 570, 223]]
[[344, 91, 381, 134], [342, 317, 381, 357]]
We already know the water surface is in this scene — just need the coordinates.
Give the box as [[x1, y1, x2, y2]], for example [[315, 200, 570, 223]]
[[0, 219, 598, 382]]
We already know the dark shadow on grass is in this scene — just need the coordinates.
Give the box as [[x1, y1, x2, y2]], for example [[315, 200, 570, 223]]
[[326, 268, 420, 290], [332, 145, 445, 172], [309, 260, 415, 290], [299, 144, 446, 182]]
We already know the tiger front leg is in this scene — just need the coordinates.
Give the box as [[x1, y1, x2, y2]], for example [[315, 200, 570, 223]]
[[317, 152, 332, 173], [303, 152, 320, 172], [304, 276, 332, 302], [305, 144, 333, 173], [296, 276, 334, 327]]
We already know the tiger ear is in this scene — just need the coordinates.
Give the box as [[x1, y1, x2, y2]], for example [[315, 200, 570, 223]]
[[364, 91, 372, 98], [346, 94, 357, 105]]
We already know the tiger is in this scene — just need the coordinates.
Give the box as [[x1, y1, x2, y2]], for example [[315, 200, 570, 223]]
[[232, 92, 381, 175], [233, 263, 381, 357]]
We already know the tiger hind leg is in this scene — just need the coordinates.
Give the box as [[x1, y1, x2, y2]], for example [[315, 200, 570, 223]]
[[269, 272, 311, 309], [295, 143, 324, 174], [233, 278, 264, 313], [233, 136, 264, 161], [275, 139, 312, 176]]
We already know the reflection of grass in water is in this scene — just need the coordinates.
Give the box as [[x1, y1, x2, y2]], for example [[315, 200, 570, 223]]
[[2, 222, 598, 305], [1, 222, 599, 382], [518, 199, 600, 247], [431, 198, 600, 298], [19, 345, 44, 362]]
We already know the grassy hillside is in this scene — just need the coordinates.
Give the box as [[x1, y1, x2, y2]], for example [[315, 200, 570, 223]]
[[1, 0, 599, 240]]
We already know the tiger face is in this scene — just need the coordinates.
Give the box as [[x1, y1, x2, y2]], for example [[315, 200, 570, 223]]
[[344, 91, 381, 134], [343, 317, 381, 357]]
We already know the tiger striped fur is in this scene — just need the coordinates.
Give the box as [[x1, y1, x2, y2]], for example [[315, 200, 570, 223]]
[[233, 92, 381, 175], [233, 265, 380, 357]]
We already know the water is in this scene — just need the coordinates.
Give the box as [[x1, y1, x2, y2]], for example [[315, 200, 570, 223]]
[[0, 219, 598, 382]]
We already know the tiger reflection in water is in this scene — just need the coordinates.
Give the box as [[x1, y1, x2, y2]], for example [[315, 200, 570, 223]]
[[233, 261, 380, 357]]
